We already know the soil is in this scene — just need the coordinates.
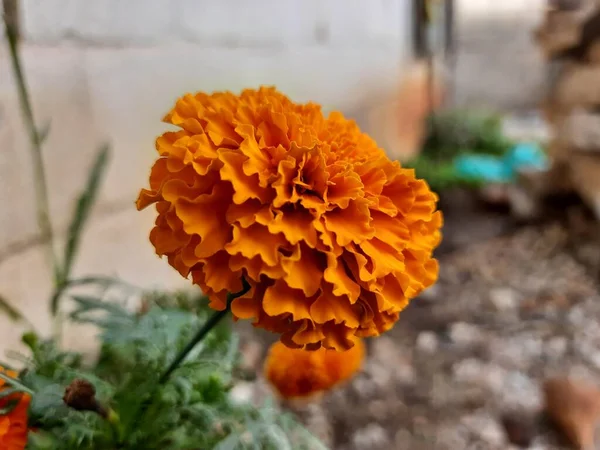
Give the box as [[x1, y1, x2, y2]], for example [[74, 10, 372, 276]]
[[234, 189, 600, 450]]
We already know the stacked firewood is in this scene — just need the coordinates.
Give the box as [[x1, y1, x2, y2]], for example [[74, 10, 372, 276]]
[[533, 0, 600, 218]]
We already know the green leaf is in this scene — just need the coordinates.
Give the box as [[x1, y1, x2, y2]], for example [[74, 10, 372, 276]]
[[22, 331, 39, 351], [0, 371, 34, 395], [214, 433, 242, 450], [28, 383, 70, 423], [0, 293, 24, 322], [54, 143, 110, 314]]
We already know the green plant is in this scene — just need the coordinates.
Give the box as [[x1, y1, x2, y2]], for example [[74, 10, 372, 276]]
[[405, 110, 516, 192], [3, 288, 325, 450]]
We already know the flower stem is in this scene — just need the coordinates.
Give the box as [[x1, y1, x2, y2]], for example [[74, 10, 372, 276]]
[[158, 279, 251, 384], [4, 11, 58, 277]]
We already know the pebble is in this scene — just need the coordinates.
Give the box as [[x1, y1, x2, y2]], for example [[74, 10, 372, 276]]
[[489, 287, 519, 311], [368, 399, 389, 421], [452, 359, 507, 393], [351, 374, 378, 400], [351, 424, 390, 450], [229, 382, 254, 405], [393, 429, 414, 450], [416, 331, 439, 354], [449, 322, 483, 347], [461, 413, 506, 447], [544, 336, 568, 360], [489, 336, 543, 369], [501, 371, 541, 411]]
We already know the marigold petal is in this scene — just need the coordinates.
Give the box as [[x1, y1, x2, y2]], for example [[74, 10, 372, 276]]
[[323, 252, 361, 303], [281, 244, 323, 297], [219, 150, 269, 204], [310, 283, 359, 327], [263, 279, 311, 321], [225, 224, 286, 267], [324, 199, 374, 246]]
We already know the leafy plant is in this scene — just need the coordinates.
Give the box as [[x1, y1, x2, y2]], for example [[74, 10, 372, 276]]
[[2, 288, 325, 450], [405, 110, 516, 192]]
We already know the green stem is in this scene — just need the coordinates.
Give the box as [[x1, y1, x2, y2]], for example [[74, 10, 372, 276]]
[[4, 12, 57, 272], [0, 372, 35, 396], [124, 281, 252, 441], [106, 408, 124, 444], [4, 13, 60, 329], [159, 279, 251, 384]]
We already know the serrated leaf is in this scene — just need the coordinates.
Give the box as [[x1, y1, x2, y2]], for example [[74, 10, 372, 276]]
[[29, 383, 70, 424], [264, 424, 292, 450], [0, 293, 24, 322], [53, 143, 110, 315], [214, 433, 242, 450]]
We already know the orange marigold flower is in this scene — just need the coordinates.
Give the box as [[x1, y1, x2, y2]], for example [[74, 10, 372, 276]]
[[264, 339, 365, 399], [137, 87, 442, 350], [0, 367, 30, 450]]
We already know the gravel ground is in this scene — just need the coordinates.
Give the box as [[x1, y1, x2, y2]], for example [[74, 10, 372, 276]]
[[235, 196, 600, 450]]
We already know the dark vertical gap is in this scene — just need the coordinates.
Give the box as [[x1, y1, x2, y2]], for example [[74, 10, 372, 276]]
[[413, 0, 427, 58], [3, 0, 20, 41], [444, 0, 456, 108]]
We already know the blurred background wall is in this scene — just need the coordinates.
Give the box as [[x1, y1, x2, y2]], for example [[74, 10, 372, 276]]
[[0, 0, 545, 349]]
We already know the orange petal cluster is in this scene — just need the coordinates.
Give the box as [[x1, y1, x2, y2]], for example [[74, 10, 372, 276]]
[[0, 367, 30, 450], [137, 87, 442, 350], [264, 339, 365, 399]]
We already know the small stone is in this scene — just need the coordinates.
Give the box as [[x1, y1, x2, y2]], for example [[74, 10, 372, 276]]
[[416, 331, 439, 354], [435, 424, 470, 450], [544, 376, 600, 449], [229, 382, 254, 405], [351, 375, 377, 400], [368, 399, 389, 421], [501, 371, 541, 411], [489, 287, 519, 311], [544, 336, 568, 360], [449, 322, 483, 347], [452, 359, 507, 394], [501, 412, 537, 448], [461, 413, 506, 446], [351, 424, 390, 450], [490, 336, 543, 370], [394, 429, 414, 450], [466, 414, 507, 446], [370, 336, 397, 363]]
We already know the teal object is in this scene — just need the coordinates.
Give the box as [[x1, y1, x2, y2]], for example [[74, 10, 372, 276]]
[[454, 142, 548, 184], [454, 155, 508, 183]]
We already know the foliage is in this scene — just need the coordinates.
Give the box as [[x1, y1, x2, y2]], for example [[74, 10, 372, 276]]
[[3, 288, 325, 450], [405, 110, 515, 193]]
